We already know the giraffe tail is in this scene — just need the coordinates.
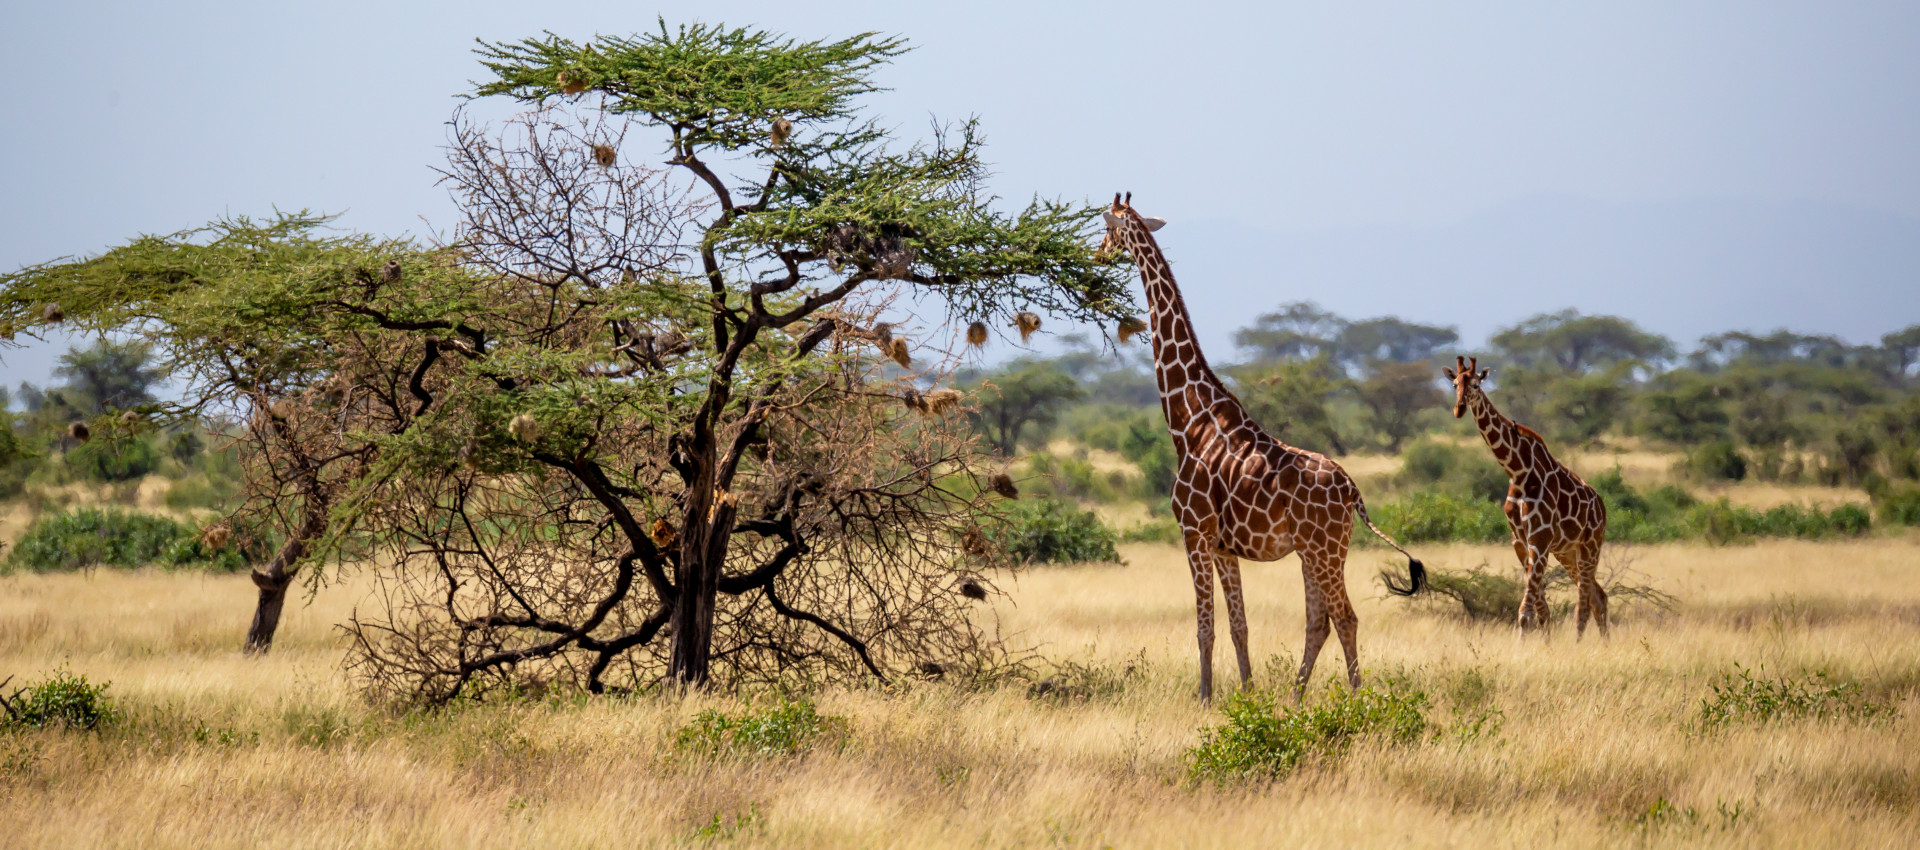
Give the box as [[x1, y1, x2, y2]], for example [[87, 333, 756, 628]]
[[1356, 497, 1427, 596]]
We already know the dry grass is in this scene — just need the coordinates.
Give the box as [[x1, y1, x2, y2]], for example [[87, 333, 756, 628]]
[[3, 538, 1918, 848]]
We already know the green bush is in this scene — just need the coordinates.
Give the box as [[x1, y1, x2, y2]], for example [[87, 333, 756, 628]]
[[1684, 440, 1748, 482], [1396, 438, 1508, 502], [986, 497, 1120, 565], [1023, 452, 1123, 503], [1118, 417, 1175, 499], [674, 699, 849, 758], [0, 669, 121, 731], [65, 436, 161, 482], [1187, 686, 1428, 782], [1364, 491, 1508, 545], [1874, 486, 1920, 527], [4, 508, 244, 573], [1118, 516, 1182, 545], [1696, 665, 1896, 732]]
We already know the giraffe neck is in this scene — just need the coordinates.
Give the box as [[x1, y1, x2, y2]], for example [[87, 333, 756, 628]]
[[1122, 223, 1236, 427], [1467, 390, 1534, 477]]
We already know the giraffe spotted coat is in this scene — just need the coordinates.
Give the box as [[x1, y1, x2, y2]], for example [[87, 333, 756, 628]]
[[1101, 195, 1424, 699]]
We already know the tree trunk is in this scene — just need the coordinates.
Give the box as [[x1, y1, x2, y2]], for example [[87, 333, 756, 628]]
[[667, 474, 740, 687], [244, 562, 296, 654]]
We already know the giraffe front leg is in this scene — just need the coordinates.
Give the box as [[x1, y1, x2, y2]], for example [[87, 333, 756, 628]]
[[1582, 544, 1610, 638], [1183, 531, 1219, 701], [1216, 552, 1253, 690], [1518, 545, 1551, 635]]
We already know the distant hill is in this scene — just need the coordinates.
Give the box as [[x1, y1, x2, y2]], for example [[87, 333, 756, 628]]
[[1154, 195, 1920, 360]]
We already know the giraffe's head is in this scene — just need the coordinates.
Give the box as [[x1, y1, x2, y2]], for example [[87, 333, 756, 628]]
[[1098, 192, 1167, 260], [1442, 355, 1491, 419]]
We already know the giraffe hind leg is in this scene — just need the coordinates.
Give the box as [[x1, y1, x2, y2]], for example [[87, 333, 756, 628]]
[[1216, 552, 1253, 690], [1183, 531, 1219, 701], [1321, 556, 1362, 691], [1295, 566, 1337, 696]]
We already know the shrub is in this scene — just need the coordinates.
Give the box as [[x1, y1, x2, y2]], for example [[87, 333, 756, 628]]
[[986, 497, 1119, 565], [0, 669, 121, 731], [1118, 516, 1182, 544], [1187, 686, 1428, 782], [1363, 491, 1508, 545], [1385, 561, 1676, 622], [1396, 438, 1508, 502], [674, 699, 849, 758], [4, 508, 243, 573], [1696, 665, 1897, 732], [1684, 441, 1748, 482], [1118, 417, 1175, 498], [1022, 452, 1122, 503], [1873, 486, 1920, 527], [65, 436, 161, 482]]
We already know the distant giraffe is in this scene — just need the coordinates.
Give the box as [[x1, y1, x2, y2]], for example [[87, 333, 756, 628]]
[[1445, 355, 1609, 636], [1100, 194, 1425, 699]]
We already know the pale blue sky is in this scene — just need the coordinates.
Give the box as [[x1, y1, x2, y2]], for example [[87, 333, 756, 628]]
[[4, 1, 1918, 386]]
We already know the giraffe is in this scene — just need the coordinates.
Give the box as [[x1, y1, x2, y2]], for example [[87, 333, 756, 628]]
[[1099, 194, 1426, 699], [1444, 355, 1609, 636]]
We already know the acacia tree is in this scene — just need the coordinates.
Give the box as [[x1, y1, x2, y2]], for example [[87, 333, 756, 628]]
[[0, 215, 443, 653]]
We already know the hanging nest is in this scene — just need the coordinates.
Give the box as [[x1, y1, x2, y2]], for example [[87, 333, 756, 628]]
[[887, 337, 912, 369], [961, 528, 991, 557], [956, 577, 988, 601], [42, 303, 64, 323], [1117, 316, 1149, 344], [989, 472, 1019, 499], [870, 322, 893, 351], [381, 259, 403, 284], [965, 320, 989, 348], [649, 518, 679, 552], [900, 388, 929, 414], [557, 69, 588, 95], [1013, 312, 1041, 343], [924, 388, 963, 416], [508, 413, 539, 443], [66, 421, 90, 443], [118, 410, 140, 425], [591, 143, 616, 167], [201, 524, 231, 552], [769, 116, 794, 148]]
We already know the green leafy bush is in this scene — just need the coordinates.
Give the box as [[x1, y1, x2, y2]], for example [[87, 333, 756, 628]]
[[4, 508, 243, 573], [1363, 491, 1508, 545], [1187, 686, 1428, 782], [1684, 440, 1748, 482], [1118, 417, 1175, 499], [1873, 486, 1920, 527], [1696, 665, 1897, 732], [1118, 516, 1182, 544], [674, 699, 850, 758], [65, 436, 161, 482], [0, 669, 121, 731], [1397, 438, 1508, 502], [986, 497, 1119, 564]]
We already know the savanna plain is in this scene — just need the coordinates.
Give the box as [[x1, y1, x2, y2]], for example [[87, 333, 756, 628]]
[[3, 534, 1918, 849]]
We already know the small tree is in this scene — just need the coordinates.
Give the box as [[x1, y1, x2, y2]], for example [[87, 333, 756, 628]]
[[1233, 357, 1352, 455], [1355, 361, 1442, 451], [967, 358, 1086, 455]]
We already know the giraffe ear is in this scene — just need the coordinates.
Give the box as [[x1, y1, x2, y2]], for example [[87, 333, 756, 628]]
[[1102, 211, 1123, 229], [1141, 217, 1168, 232], [1478, 368, 1492, 381], [1442, 367, 1456, 380]]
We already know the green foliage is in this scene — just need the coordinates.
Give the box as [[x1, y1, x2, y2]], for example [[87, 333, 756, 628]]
[[1696, 665, 1897, 732], [985, 498, 1119, 565], [1489, 309, 1674, 374], [673, 699, 850, 758], [968, 359, 1085, 454], [1364, 491, 1509, 545], [0, 669, 121, 731], [1186, 686, 1428, 782], [1873, 486, 1920, 526], [65, 435, 161, 482], [1684, 441, 1749, 482], [1118, 516, 1182, 544], [51, 339, 166, 415], [1233, 357, 1352, 456], [1118, 416, 1176, 499], [1695, 499, 1871, 544], [1021, 452, 1127, 503], [4, 508, 242, 573], [1396, 438, 1508, 502]]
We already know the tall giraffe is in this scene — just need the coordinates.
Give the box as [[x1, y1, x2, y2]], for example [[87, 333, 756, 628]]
[[1444, 356, 1609, 636], [1100, 194, 1425, 699]]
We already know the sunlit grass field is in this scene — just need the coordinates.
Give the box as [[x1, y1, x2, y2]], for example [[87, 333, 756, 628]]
[[2, 536, 1917, 848]]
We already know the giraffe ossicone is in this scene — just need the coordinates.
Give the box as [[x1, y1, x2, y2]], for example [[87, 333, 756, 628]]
[[1101, 193, 1425, 700], [1446, 355, 1610, 637]]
